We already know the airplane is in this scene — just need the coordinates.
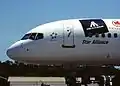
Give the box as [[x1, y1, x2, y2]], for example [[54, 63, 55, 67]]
[[6, 18, 120, 66]]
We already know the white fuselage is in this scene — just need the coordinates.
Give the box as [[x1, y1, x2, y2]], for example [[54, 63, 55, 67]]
[[6, 18, 120, 65]]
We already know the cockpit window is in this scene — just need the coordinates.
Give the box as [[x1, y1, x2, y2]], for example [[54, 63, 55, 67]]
[[21, 33, 31, 40], [29, 33, 37, 40], [21, 33, 44, 40], [35, 33, 44, 40]]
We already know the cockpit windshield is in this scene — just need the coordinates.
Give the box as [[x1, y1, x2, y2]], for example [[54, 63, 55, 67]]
[[21, 33, 44, 40], [29, 33, 37, 40]]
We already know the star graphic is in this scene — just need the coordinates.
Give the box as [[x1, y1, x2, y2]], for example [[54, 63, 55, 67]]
[[50, 32, 57, 40]]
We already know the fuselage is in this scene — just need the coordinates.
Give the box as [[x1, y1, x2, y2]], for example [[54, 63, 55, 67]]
[[6, 18, 120, 65]]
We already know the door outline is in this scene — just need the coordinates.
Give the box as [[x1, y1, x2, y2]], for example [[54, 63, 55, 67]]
[[62, 24, 75, 48]]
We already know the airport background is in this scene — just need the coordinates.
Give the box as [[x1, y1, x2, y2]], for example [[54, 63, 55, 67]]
[[0, 60, 120, 86]]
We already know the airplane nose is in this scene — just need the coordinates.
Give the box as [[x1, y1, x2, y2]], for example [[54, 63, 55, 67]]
[[7, 47, 16, 58], [6, 41, 22, 59]]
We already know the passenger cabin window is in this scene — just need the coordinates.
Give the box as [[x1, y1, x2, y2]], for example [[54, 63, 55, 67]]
[[86, 32, 119, 38], [101, 33, 105, 38], [108, 33, 111, 38], [114, 33, 118, 38], [21, 33, 44, 40]]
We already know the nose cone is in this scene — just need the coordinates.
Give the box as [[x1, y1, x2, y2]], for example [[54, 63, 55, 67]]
[[6, 41, 22, 60]]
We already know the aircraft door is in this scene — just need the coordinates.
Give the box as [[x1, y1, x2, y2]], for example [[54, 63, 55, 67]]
[[62, 24, 75, 48]]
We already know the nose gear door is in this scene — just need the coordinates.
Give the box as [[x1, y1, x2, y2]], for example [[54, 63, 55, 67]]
[[62, 24, 75, 48]]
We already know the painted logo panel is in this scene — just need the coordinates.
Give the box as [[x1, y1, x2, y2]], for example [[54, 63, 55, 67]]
[[112, 21, 120, 27], [79, 19, 109, 37]]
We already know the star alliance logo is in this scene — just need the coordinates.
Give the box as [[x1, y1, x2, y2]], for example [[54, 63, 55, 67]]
[[79, 19, 109, 37], [50, 32, 57, 41], [86, 21, 104, 30], [90, 21, 99, 27]]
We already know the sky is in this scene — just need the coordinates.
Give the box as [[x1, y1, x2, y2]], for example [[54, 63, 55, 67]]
[[0, 0, 120, 61]]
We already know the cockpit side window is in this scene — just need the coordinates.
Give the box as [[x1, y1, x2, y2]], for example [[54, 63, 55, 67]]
[[35, 33, 44, 40], [29, 33, 37, 40]]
